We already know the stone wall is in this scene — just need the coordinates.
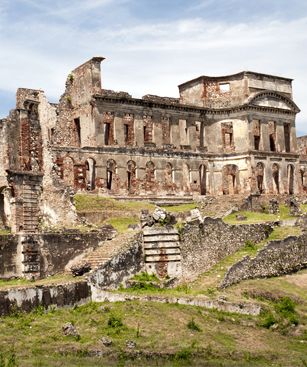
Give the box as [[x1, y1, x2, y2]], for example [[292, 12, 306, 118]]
[[180, 218, 272, 281], [89, 232, 143, 290], [221, 233, 307, 288], [0, 281, 90, 316], [0, 235, 20, 278], [0, 227, 116, 279]]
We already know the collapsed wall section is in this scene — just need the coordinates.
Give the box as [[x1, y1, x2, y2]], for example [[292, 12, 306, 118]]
[[221, 233, 307, 288], [180, 218, 273, 281]]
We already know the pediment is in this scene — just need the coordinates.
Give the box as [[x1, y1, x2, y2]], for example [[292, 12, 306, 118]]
[[246, 91, 300, 113]]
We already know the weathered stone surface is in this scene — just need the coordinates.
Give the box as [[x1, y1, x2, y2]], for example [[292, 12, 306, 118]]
[[62, 322, 80, 338], [180, 218, 273, 281], [70, 262, 92, 277], [89, 233, 143, 290], [92, 290, 262, 316], [221, 233, 307, 288], [101, 336, 112, 346], [0, 281, 90, 316]]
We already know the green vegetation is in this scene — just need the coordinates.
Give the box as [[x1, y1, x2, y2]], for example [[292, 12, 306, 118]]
[[162, 203, 197, 213], [104, 217, 139, 233], [0, 274, 78, 290], [260, 297, 299, 331], [223, 204, 293, 224], [301, 203, 307, 213], [0, 297, 306, 366], [187, 318, 202, 332], [74, 195, 154, 213]]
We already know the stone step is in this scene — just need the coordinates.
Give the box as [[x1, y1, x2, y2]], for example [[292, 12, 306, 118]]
[[84, 231, 137, 270]]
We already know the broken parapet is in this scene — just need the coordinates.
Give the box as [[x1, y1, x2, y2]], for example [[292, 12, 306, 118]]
[[221, 233, 307, 288]]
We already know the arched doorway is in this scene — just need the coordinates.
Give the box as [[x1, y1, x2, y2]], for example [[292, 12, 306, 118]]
[[63, 156, 74, 187], [164, 163, 173, 186], [106, 159, 116, 190], [256, 162, 264, 194], [182, 163, 191, 192], [199, 164, 207, 195], [127, 160, 136, 192], [287, 164, 295, 195], [222, 164, 239, 195], [86, 158, 96, 191], [272, 163, 280, 194]]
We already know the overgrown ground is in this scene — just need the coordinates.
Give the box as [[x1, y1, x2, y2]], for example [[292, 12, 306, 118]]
[[74, 195, 197, 232], [1, 196, 306, 366], [0, 281, 306, 367]]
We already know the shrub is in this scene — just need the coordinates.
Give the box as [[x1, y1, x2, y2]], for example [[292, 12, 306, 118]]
[[107, 315, 124, 328], [174, 347, 192, 361], [259, 311, 277, 329], [244, 240, 256, 251], [187, 318, 201, 332]]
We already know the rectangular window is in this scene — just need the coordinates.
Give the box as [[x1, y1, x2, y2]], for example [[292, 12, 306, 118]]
[[254, 136, 260, 150], [284, 123, 291, 152], [124, 124, 129, 144], [74, 118, 81, 147], [219, 83, 230, 93], [104, 123, 110, 145]]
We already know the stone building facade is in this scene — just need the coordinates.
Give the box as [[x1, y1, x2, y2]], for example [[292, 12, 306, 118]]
[[0, 56, 306, 232]]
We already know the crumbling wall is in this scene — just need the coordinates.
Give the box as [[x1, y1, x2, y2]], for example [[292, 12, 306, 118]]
[[180, 218, 272, 281], [0, 227, 116, 279], [89, 232, 143, 290], [0, 281, 90, 316], [221, 233, 307, 288], [0, 235, 20, 278]]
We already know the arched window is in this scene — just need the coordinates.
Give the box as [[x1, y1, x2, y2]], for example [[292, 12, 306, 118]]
[[127, 160, 136, 192], [106, 159, 116, 190], [272, 163, 280, 194], [199, 164, 207, 195], [86, 158, 96, 190], [256, 162, 264, 194], [222, 164, 239, 195]]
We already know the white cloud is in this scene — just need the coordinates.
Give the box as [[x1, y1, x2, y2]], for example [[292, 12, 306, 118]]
[[0, 4, 306, 133]]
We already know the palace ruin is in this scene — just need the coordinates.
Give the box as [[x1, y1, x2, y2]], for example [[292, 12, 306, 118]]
[[0, 56, 306, 235]]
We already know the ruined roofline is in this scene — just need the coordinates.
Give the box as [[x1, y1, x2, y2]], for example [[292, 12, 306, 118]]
[[178, 71, 293, 89], [94, 91, 298, 115], [71, 56, 105, 72]]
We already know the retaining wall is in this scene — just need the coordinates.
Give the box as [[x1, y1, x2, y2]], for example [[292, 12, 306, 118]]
[[181, 218, 273, 280], [221, 233, 307, 288]]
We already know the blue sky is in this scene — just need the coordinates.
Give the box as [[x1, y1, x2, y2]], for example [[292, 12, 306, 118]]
[[0, 0, 307, 135]]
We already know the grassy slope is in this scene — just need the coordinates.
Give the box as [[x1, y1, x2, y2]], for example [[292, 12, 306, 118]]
[[74, 195, 197, 232], [0, 294, 306, 367], [223, 204, 293, 224]]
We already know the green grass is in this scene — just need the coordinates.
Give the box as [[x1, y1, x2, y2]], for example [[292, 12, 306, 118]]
[[223, 204, 293, 225], [301, 204, 307, 213], [104, 217, 139, 233], [0, 299, 306, 366], [161, 203, 197, 213], [74, 194, 154, 213], [0, 274, 78, 289]]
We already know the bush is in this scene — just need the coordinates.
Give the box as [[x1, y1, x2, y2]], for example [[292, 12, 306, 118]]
[[107, 315, 124, 328], [244, 240, 256, 251], [274, 297, 299, 326], [174, 347, 193, 361], [187, 318, 202, 332], [259, 311, 277, 329]]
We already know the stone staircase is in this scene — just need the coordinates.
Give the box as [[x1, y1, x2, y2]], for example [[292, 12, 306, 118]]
[[85, 231, 138, 270], [143, 226, 181, 278]]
